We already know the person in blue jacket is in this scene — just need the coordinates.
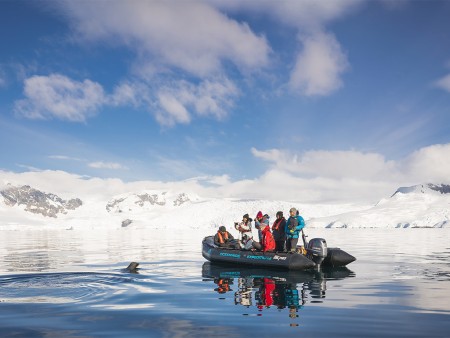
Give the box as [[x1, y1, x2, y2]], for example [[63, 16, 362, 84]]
[[285, 207, 305, 252]]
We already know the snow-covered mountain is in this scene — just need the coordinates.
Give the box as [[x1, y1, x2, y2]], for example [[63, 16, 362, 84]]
[[0, 184, 82, 218], [0, 182, 448, 230], [392, 183, 450, 196], [308, 183, 450, 228], [106, 191, 196, 213]]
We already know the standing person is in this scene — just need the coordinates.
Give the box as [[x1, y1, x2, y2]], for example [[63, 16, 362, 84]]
[[285, 208, 305, 253], [272, 211, 286, 252], [252, 222, 276, 252], [254, 211, 264, 242]]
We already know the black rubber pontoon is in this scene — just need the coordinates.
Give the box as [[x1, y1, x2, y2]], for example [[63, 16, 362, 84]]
[[202, 236, 356, 270]]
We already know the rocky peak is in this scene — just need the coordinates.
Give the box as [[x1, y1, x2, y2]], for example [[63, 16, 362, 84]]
[[106, 191, 192, 213], [0, 184, 82, 218], [392, 183, 450, 197]]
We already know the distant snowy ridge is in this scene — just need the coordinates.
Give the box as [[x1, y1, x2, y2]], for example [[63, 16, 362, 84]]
[[0, 184, 82, 218], [309, 183, 450, 229], [0, 182, 448, 230], [106, 191, 196, 213], [392, 183, 450, 196]]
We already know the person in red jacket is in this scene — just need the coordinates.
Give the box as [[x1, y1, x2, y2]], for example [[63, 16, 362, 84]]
[[252, 223, 276, 252]]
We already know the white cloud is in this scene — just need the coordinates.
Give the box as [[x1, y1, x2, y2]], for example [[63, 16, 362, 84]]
[[247, 144, 450, 203], [88, 161, 127, 170], [215, 0, 362, 30], [289, 31, 349, 96], [48, 155, 84, 161], [155, 78, 239, 126], [14, 74, 106, 122], [3, 143, 450, 205], [13, 73, 239, 127], [214, 0, 359, 96], [110, 81, 146, 107], [400, 143, 450, 183], [434, 73, 450, 93], [56, 0, 270, 77], [156, 91, 191, 126]]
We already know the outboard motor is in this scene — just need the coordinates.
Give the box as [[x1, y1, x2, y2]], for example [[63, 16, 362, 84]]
[[307, 238, 328, 269]]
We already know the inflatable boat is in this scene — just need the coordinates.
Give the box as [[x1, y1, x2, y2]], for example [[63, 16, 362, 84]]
[[202, 236, 355, 270]]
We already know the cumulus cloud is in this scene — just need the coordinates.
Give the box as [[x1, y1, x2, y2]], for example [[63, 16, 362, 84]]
[[400, 143, 450, 183], [88, 161, 127, 170], [110, 81, 148, 107], [215, 0, 359, 96], [3, 143, 450, 205], [156, 91, 191, 126], [155, 78, 239, 127], [56, 0, 269, 77], [30, 0, 362, 128], [434, 73, 450, 93], [14, 74, 106, 122], [247, 144, 450, 203], [215, 0, 362, 30], [252, 147, 397, 180], [289, 32, 349, 96]]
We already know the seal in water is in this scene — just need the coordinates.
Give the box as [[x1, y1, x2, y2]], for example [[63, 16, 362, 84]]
[[125, 262, 139, 273]]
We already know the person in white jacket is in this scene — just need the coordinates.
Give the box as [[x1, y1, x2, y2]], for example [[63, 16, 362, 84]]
[[235, 214, 253, 250]]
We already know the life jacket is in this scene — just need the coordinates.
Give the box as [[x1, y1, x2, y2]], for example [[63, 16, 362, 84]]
[[216, 279, 230, 293], [217, 231, 229, 244], [272, 218, 284, 231]]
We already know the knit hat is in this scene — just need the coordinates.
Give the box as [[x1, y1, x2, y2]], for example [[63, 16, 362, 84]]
[[243, 213, 249, 219], [219, 226, 226, 232], [256, 211, 263, 220]]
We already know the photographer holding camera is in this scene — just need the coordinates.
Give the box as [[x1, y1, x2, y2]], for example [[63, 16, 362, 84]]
[[234, 213, 253, 250]]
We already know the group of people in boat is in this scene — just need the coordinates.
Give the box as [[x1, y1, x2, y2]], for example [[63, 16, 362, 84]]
[[213, 207, 305, 253]]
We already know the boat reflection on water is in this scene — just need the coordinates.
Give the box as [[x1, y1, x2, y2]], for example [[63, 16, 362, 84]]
[[202, 262, 355, 322]]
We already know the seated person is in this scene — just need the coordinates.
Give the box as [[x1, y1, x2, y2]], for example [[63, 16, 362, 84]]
[[239, 233, 253, 250], [252, 223, 276, 252], [214, 226, 239, 249]]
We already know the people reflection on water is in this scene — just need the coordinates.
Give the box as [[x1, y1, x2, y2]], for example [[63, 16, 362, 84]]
[[233, 276, 305, 312], [255, 277, 275, 308], [235, 277, 254, 306], [214, 278, 233, 294], [205, 264, 347, 326]]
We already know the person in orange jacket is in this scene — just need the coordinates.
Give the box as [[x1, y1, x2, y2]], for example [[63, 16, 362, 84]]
[[214, 226, 239, 249]]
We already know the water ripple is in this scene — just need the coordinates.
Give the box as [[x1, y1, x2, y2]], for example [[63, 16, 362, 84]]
[[0, 272, 162, 306]]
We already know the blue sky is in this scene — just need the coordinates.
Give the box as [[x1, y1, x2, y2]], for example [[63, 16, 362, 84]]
[[1, 0, 450, 203]]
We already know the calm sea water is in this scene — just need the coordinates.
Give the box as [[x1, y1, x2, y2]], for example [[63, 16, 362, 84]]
[[0, 228, 449, 337]]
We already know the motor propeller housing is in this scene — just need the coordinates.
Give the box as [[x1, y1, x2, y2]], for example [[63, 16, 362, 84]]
[[307, 238, 328, 268]]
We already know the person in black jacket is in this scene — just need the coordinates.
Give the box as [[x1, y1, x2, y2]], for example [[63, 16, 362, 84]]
[[271, 211, 286, 252]]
